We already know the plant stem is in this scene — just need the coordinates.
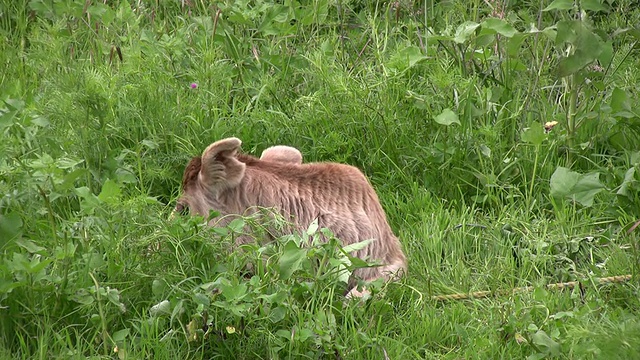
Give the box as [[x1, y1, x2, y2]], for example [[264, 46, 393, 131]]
[[566, 73, 578, 166], [89, 272, 110, 356], [529, 144, 540, 211]]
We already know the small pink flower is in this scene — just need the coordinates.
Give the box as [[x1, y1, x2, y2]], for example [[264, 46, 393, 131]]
[[190, 83, 198, 89]]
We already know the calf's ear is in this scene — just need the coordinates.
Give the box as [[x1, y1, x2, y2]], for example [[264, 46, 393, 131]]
[[200, 137, 246, 188], [260, 145, 303, 164]]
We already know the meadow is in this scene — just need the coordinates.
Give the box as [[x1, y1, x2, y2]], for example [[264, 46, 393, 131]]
[[1, 0, 640, 358]]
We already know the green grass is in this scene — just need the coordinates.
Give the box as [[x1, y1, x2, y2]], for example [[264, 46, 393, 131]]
[[1, 0, 640, 358]]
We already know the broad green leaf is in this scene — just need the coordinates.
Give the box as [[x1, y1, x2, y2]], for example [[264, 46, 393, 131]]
[[550, 167, 605, 207], [540, 26, 557, 42], [342, 239, 374, 253], [54, 242, 76, 259], [521, 124, 546, 146], [86, 3, 107, 18], [56, 157, 84, 169], [543, 0, 574, 11], [454, 21, 480, 43], [597, 41, 614, 68], [141, 139, 158, 149], [193, 293, 210, 307], [278, 240, 307, 279], [170, 300, 183, 323], [531, 330, 561, 356], [507, 33, 526, 57], [0, 109, 18, 130], [71, 289, 95, 305], [0, 212, 22, 243], [550, 311, 575, 319], [556, 22, 604, 77], [149, 299, 171, 317], [29, 115, 50, 127], [312, 0, 329, 24], [295, 327, 314, 342], [220, 282, 247, 301], [610, 88, 632, 113], [479, 144, 491, 157], [482, 18, 518, 38], [257, 291, 286, 304], [15, 239, 45, 254], [555, 20, 577, 45], [75, 187, 101, 214], [152, 280, 168, 297], [98, 179, 121, 204], [556, 53, 591, 77], [25, 256, 53, 275], [268, 306, 287, 323], [581, 0, 608, 12], [227, 218, 245, 233], [329, 257, 353, 283], [258, 5, 291, 35], [616, 167, 636, 198], [112, 328, 130, 343], [306, 219, 319, 236], [60, 168, 87, 191], [115, 168, 137, 184], [433, 108, 460, 126], [4, 98, 24, 111], [387, 46, 427, 72]]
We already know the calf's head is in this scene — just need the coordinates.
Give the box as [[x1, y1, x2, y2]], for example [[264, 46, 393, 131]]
[[175, 137, 246, 217]]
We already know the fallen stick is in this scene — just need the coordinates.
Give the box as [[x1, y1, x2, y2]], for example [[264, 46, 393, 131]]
[[432, 274, 634, 301]]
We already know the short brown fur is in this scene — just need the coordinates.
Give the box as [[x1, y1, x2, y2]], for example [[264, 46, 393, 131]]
[[177, 138, 406, 296]]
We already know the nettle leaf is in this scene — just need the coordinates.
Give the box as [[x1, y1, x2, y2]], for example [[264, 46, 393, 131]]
[[454, 21, 480, 43], [543, 0, 574, 11], [550, 167, 605, 207], [433, 108, 460, 126], [481, 18, 518, 38]]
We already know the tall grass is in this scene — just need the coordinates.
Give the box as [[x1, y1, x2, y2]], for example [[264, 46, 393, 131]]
[[1, 0, 639, 358]]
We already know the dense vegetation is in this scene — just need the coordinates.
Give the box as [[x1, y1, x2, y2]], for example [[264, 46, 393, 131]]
[[1, 0, 640, 358]]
